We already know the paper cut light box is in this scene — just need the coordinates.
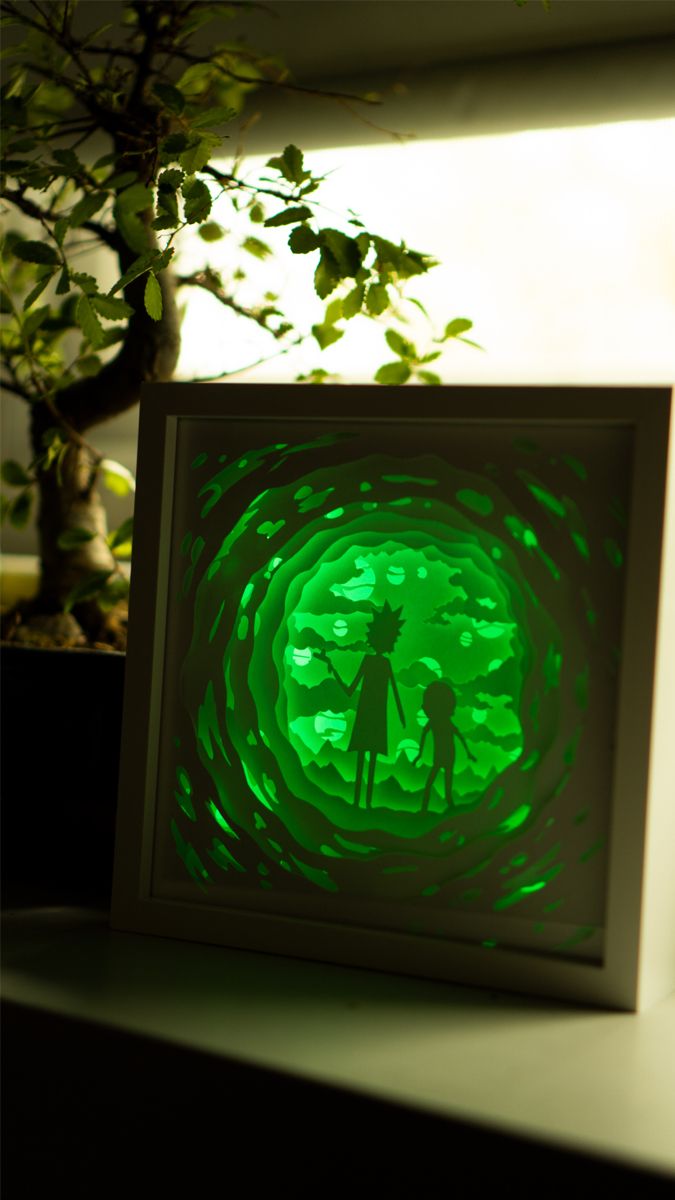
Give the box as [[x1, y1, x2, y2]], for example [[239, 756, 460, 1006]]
[[112, 385, 675, 1010]]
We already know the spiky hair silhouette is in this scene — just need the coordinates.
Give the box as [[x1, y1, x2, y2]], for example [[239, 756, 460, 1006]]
[[366, 601, 405, 653]]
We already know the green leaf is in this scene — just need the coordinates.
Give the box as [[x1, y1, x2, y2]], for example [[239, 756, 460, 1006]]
[[13, 240, 59, 266], [104, 170, 138, 191], [325, 298, 343, 324], [9, 489, 32, 529], [108, 516, 133, 550], [75, 293, 104, 349], [95, 577, 129, 611], [70, 192, 107, 227], [156, 178, 181, 225], [312, 322, 344, 350], [406, 296, 430, 320], [23, 305, 49, 340], [70, 272, 98, 295], [100, 328, 125, 349], [63, 569, 113, 613], [109, 247, 173, 295], [54, 218, 70, 246], [266, 144, 308, 185], [23, 273, 54, 311], [374, 361, 411, 385], [115, 208, 150, 253], [198, 222, 225, 242], [153, 82, 185, 114], [288, 225, 319, 254], [372, 236, 434, 280], [151, 215, 177, 232], [101, 459, 135, 496], [90, 294, 134, 321], [40, 426, 61, 449], [314, 249, 341, 299], [249, 202, 265, 224], [385, 329, 417, 360], [159, 132, 190, 162], [116, 182, 153, 214], [264, 205, 313, 228], [444, 317, 473, 338], [175, 60, 212, 91], [1, 459, 31, 486], [242, 236, 272, 260], [342, 284, 365, 319], [144, 273, 162, 321], [7, 136, 36, 153], [81, 22, 114, 47], [52, 147, 81, 172], [179, 133, 220, 174], [365, 283, 389, 315], [320, 229, 362, 278], [190, 105, 236, 129], [77, 354, 102, 377], [182, 177, 212, 224], [57, 527, 96, 549], [296, 368, 332, 384], [1, 231, 23, 261], [3, 156, 36, 176], [6, 69, 27, 100], [158, 168, 184, 192], [0, 290, 12, 314], [420, 351, 441, 363], [417, 370, 442, 386], [99, 575, 130, 611]]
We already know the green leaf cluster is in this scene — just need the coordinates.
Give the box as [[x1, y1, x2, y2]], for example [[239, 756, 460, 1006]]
[[0, 0, 480, 624], [374, 327, 443, 386]]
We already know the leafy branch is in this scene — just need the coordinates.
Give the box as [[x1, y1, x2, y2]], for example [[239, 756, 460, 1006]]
[[0, 0, 482, 639]]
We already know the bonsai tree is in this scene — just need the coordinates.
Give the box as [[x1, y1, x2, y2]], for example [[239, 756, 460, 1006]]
[[0, 0, 476, 649]]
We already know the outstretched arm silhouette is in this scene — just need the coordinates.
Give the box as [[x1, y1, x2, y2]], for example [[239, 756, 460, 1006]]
[[456, 728, 477, 762], [416, 723, 430, 764], [316, 648, 360, 695]]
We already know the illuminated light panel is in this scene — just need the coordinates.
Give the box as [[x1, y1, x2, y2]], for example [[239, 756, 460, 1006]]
[[154, 412, 633, 972]]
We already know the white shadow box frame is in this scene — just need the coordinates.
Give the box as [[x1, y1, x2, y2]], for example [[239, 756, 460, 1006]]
[[111, 385, 674, 1010]]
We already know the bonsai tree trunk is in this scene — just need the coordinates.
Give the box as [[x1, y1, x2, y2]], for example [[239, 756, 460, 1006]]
[[26, 262, 181, 645]]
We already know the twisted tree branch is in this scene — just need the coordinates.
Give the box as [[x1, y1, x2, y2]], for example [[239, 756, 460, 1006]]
[[2, 187, 122, 252]]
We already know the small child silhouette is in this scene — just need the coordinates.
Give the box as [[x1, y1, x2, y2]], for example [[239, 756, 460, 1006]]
[[417, 680, 476, 811]]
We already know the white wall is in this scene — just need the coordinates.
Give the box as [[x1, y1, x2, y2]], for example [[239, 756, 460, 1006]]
[[3, 107, 674, 553]]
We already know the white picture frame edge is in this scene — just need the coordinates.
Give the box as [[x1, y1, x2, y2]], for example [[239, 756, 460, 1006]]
[[111, 383, 675, 1012]]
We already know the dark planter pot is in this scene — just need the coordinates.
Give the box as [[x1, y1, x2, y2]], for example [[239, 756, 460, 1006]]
[[1, 644, 126, 907]]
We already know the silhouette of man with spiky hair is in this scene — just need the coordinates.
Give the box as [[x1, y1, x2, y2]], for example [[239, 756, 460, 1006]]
[[323, 602, 405, 808]]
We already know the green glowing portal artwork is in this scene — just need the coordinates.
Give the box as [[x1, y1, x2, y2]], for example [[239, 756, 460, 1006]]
[[143, 396, 641, 968]]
